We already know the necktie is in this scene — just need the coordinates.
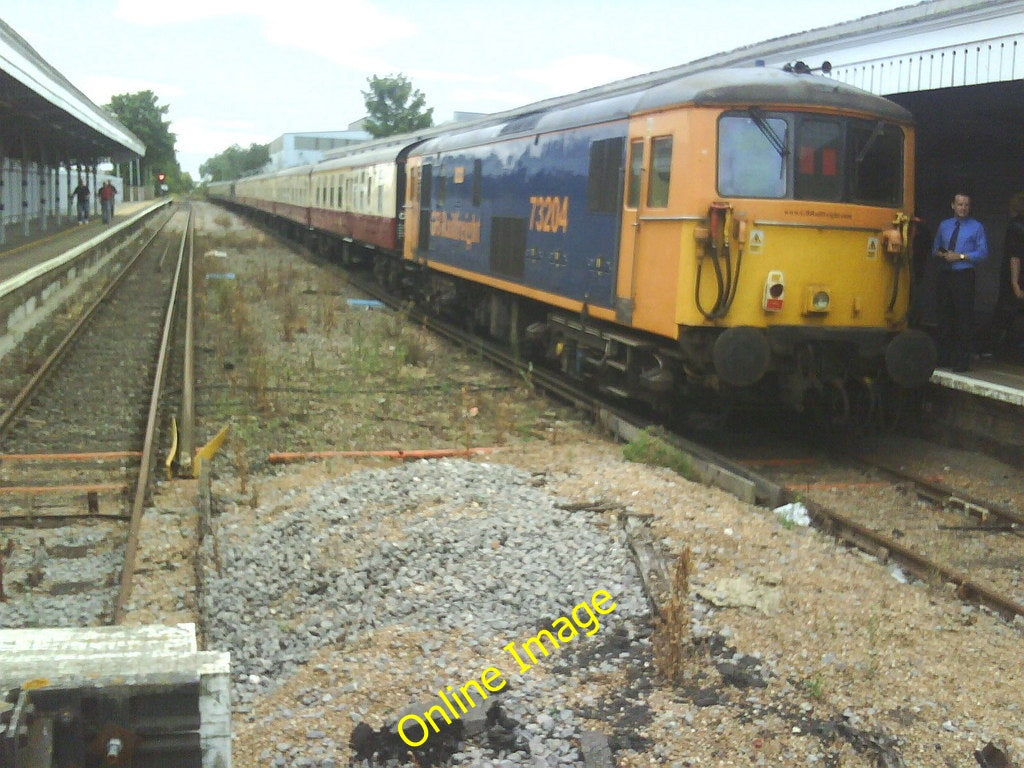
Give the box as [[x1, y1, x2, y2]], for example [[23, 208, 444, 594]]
[[948, 221, 960, 251]]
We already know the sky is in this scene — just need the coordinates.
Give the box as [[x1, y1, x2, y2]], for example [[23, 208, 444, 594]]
[[3, 0, 924, 180]]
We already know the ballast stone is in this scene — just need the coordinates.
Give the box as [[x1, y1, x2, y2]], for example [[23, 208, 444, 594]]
[[202, 459, 650, 766]]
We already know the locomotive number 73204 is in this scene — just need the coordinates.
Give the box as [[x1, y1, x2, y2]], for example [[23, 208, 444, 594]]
[[529, 195, 570, 234]]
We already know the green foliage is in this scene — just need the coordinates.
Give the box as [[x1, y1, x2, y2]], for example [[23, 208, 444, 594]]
[[622, 429, 697, 481], [361, 73, 434, 138], [200, 143, 271, 183], [803, 675, 826, 700], [105, 90, 184, 191]]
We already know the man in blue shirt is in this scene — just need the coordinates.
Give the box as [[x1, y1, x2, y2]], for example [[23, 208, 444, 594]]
[[932, 192, 988, 372]]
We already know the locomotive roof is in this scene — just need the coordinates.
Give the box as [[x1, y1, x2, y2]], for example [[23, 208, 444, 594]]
[[636, 67, 913, 120], [292, 66, 912, 173], [411, 66, 912, 155]]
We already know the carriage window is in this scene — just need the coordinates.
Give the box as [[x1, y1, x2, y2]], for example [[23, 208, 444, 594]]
[[718, 114, 787, 198], [647, 136, 672, 208], [626, 139, 643, 209]]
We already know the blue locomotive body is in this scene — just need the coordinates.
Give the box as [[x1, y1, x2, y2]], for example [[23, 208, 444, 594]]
[[412, 114, 632, 311]]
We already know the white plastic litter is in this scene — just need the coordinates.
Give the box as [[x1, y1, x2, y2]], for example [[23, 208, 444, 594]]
[[773, 501, 811, 526]]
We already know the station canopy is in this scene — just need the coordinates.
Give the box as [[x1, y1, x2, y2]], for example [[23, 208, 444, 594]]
[[0, 18, 144, 165]]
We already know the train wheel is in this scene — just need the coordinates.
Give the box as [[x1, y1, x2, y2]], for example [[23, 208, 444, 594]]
[[847, 376, 879, 431], [372, 258, 389, 287], [807, 378, 850, 428], [877, 382, 916, 433], [373, 258, 401, 293]]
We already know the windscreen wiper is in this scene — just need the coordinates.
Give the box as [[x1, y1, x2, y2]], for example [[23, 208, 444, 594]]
[[748, 107, 788, 158], [855, 121, 886, 164]]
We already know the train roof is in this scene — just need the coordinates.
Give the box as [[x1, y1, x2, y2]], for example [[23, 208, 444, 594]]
[[235, 162, 315, 184], [231, 66, 913, 180], [412, 66, 912, 155], [315, 138, 416, 171], [636, 67, 913, 119]]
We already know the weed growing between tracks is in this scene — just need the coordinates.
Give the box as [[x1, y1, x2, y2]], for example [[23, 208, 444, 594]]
[[622, 428, 698, 482], [651, 547, 696, 684], [190, 205, 583, 484]]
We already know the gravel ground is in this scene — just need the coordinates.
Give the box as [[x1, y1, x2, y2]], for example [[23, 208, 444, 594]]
[[87, 203, 1024, 767], [186, 440, 1023, 768], [203, 457, 651, 767]]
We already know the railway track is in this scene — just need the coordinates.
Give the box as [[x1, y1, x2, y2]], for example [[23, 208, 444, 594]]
[[337, 258, 1024, 623], [0, 203, 195, 625], [684, 426, 1024, 620]]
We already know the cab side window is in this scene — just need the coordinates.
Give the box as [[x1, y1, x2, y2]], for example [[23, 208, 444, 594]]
[[626, 139, 643, 209], [647, 136, 672, 208]]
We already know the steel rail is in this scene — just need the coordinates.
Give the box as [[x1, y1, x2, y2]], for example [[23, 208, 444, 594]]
[[179, 210, 196, 472], [113, 206, 193, 623], [299, 242, 1024, 622], [796, 493, 1024, 620], [863, 456, 1024, 530], [0, 209, 177, 438], [718, 445, 1024, 620], [683, 441, 1024, 620]]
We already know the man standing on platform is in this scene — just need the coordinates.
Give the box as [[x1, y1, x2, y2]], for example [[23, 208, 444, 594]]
[[932, 192, 988, 372], [98, 180, 118, 224], [70, 179, 90, 224]]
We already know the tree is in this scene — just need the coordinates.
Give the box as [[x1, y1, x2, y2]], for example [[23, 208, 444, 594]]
[[105, 90, 184, 192], [200, 143, 271, 182], [361, 74, 433, 138]]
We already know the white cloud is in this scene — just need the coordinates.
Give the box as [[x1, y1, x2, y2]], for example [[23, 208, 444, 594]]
[[173, 114, 272, 177], [113, 0, 255, 25], [114, 0, 416, 67], [170, 115, 267, 155], [78, 74, 186, 106]]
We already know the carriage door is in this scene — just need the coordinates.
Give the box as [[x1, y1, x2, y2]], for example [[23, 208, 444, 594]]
[[418, 163, 432, 254]]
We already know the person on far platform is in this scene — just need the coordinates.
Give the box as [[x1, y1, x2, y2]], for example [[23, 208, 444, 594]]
[[932, 192, 988, 372], [98, 180, 118, 224], [70, 179, 90, 224]]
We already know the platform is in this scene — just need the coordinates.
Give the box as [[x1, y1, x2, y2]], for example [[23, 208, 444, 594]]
[[931, 359, 1024, 408], [0, 624, 230, 767], [0, 200, 165, 284], [920, 358, 1024, 465]]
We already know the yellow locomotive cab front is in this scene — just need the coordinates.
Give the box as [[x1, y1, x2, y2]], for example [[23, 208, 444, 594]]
[[618, 92, 934, 411]]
